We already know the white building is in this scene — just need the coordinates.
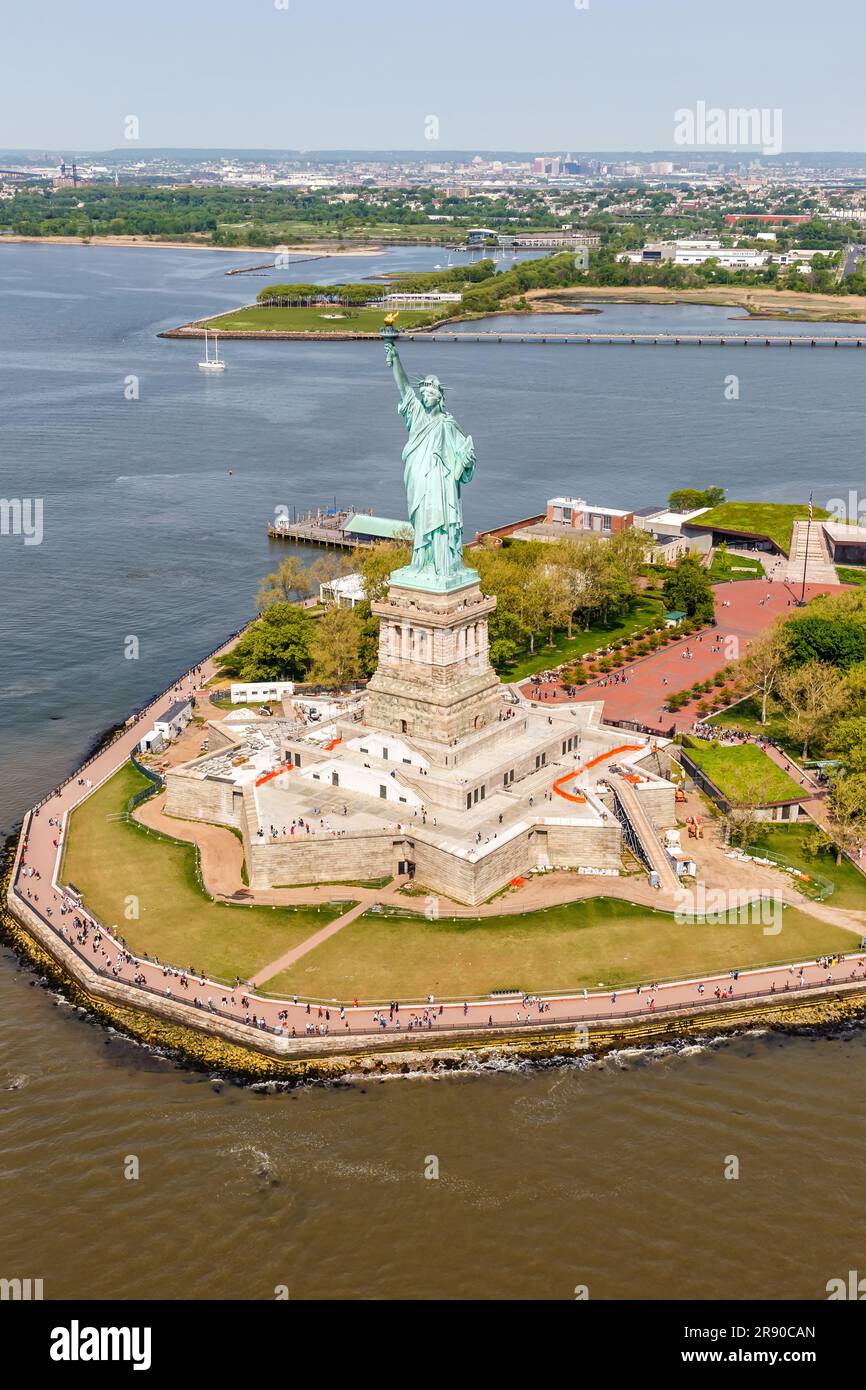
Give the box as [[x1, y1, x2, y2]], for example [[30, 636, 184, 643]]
[[138, 728, 166, 754], [319, 572, 366, 608], [153, 698, 193, 741], [230, 682, 295, 704], [674, 244, 769, 268], [378, 292, 462, 307]]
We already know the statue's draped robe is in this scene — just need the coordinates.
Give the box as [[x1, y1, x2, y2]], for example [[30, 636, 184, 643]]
[[398, 388, 475, 578]]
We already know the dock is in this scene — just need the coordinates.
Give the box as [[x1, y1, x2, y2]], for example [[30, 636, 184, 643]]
[[268, 507, 377, 549]]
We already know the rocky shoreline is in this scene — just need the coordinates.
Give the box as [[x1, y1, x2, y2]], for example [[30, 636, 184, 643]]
[[5, 836, 865, 1085]]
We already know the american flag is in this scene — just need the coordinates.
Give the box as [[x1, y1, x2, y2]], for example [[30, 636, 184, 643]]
[[808, 492, 813, 522]]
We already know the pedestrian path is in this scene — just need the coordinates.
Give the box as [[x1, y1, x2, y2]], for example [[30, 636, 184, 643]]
[[250, 896, 380, 986]]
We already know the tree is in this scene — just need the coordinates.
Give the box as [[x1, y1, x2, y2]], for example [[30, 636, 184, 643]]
[[354, 540, 411, 602], [829, 714, 866, 773], [662, 554, 714, 622], [309, 605, 363, 688], [607, 526, 652, 584], [785, 615, 866, 670], [776, 660, 846, 758], [668, 485, 725, 511], [740, 623, 791, 725], [216, 604, 313, 681], [256, 556, 314, 611], [828, 770, 866, 864]]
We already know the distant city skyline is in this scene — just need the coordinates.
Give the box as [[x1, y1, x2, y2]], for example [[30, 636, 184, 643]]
[[3, 0, 866, 152]]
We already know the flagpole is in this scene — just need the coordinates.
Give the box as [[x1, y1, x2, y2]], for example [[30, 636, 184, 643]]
[[797, 492, 813, 607]]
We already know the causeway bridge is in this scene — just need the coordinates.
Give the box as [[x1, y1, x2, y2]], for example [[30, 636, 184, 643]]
[[399, 330, 866, 348]]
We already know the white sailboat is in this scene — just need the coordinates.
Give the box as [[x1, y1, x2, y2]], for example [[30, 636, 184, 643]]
[[198, 328, 226, 372]]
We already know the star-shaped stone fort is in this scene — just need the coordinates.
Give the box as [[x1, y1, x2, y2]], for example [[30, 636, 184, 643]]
[[165, 337, 679, 904]]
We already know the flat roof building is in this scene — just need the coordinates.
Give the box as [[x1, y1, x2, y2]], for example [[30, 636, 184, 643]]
[[545, 496, 633, 536], [319, 572, 366, 608]]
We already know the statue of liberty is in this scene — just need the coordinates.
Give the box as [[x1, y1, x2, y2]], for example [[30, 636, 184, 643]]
[[383, 331, 479, 591]]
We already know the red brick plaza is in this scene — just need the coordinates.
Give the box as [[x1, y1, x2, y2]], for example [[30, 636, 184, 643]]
[[519, 578, 849, 733]]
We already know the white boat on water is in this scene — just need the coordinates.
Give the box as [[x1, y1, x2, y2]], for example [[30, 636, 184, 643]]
[[198, 328, 226, 372]]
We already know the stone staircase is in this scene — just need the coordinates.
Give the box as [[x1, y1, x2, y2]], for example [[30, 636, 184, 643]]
[[782, 519, 837, 586], [607, 772, 682, 894]]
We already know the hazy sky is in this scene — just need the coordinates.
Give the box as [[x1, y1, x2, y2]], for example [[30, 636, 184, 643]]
[[3, 0, 865, 152]]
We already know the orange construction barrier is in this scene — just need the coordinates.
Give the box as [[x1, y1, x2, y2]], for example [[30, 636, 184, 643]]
[[552, 744, 642, 804], [255, 765, 293, 788]]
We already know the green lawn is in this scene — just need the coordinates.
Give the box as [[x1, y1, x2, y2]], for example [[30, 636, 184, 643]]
[[62, 763, 342, 983], [838, 566, 866, 587], [697, 501, 829, 555], [749, 825, 866, 910], [683, 740, 806, 805], [200, 305, 438, 334], [708, 695, 799, 756], [709, 551, 765, 582], [504, 593, 666, 682], [262, 896, 853, 1001]]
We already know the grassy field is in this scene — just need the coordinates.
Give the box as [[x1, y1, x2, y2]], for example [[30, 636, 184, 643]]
[[201, 305, 437, 334], [62, 763, 342, 983], [684, 740, 805, 805], [749, 825, 866, 911], [262, 896, 853, 1000], [504, 593, 666, 682], [838, 566, 866, 587], [709, 551, 765, 582], [696, 501, 829, 555]]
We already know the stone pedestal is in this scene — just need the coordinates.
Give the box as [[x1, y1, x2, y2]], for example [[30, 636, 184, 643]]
[[363, 579, 503, 758]]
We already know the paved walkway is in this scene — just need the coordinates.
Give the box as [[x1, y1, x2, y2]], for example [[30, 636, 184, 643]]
[[520, 579, 848, 733]]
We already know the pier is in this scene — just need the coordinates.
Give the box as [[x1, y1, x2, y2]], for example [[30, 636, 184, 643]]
[[267, 506, 380, 548], [398, 330, 866, 348]]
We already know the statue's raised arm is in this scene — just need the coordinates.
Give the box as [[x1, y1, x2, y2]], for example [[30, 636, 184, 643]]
[[383, 335, 411, 398]]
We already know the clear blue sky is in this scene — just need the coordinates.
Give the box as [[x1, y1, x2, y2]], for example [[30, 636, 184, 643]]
[[3, 0, 865, 151]]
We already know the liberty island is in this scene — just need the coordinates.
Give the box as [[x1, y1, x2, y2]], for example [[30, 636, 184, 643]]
[[2, 257, 865, 1082]]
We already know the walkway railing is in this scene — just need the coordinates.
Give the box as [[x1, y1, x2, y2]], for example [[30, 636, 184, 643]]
[[28, 621, 251, 814]]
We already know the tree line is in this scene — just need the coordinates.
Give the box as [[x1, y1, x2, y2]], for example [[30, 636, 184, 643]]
[[715, 589, 866, 858]]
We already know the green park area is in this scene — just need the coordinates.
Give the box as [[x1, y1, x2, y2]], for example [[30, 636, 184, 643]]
[[202, 304, 437, 334], [505, 592, 666, 682], [696, 501, 829, 555], [262, 895, 853, 1002], [62, 763, 343, 984], [708, 549, 765, 582], [683, 740, 806, 805], [838, 566, 866, 587], [749, 824, 866, 910], [708, 696, 796, 754]]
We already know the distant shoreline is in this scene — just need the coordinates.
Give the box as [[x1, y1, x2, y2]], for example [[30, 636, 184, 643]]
[[0, 233, 385, 257], [529, 284, 866, 325]]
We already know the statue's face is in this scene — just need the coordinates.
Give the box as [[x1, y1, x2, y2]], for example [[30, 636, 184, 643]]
[[419, 376, 443, 410]]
